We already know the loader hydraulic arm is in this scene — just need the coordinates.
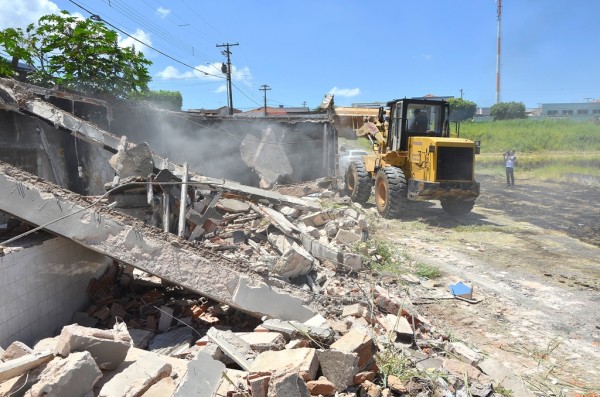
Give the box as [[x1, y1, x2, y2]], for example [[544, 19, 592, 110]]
[[355, 120, 386, 146]]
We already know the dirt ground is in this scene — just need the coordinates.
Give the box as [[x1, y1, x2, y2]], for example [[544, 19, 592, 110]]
[[374, 173, 600, 395]]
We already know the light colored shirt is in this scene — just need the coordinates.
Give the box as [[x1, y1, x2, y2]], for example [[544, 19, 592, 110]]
[[505, 155, 516, 168]]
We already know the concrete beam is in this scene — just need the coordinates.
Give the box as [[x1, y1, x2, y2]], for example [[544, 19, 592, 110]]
[[0, 162, 317, 322]]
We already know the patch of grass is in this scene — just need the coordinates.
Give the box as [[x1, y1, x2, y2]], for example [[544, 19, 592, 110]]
[[494, 384, 514, 397], [376, 346, 421, 381], [355, 238, 410, 274], [414, 262, 442, 279]]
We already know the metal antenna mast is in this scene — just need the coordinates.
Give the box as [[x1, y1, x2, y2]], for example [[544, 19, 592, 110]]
[[496, 0, 502, 104], [259, 85, 271, 117], [216, 42, 239, 115]]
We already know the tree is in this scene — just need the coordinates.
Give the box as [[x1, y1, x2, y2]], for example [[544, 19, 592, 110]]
[[135, 90, 183, 111], [0, 11, 151, 98], [490, 101, 526, 121], [447, 98, 477, 122]]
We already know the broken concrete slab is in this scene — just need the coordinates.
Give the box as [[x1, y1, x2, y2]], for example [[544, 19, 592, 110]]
[[98, 352, 172, 397], [207, 327, 256, 371], [0, 163, 319, 322], [0, 351, 53, 383], [216, 198, 251, 213], [250, 347, 319, 382], [236, 332, 286, 352], [261, 319, 334, 342], [128, 328, 155, 349], [173, 351, 225, 397], [334, 229, 362, 245], [378, 313, 413, 342], [26, 351, 101, 397], [316, 349, 359, 391], [54, 324, 131, 370]]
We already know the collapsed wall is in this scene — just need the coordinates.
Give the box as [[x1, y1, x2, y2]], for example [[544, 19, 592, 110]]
[[0, 235, 109, 347], [0, 162, 323, 322]]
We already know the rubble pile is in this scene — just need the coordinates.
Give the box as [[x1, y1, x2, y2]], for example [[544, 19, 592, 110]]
[[0, 190, 518, 396]]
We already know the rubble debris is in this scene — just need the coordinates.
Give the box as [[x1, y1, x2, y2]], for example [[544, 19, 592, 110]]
[[1, 341, 34, 361], [54, 324, 131, 370], [267, 370, 311, 397], [173, 352, 225, 397], [206, 327, 256, 371], [250, 347, 319, 382], [98, 352, 172, 397], [316, 349, 358, 391], [26, 351, 101, 397]]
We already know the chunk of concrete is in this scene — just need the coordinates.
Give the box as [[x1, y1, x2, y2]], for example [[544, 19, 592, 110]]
[[343, 252, 363, 272], [248, 373, 270, 397], [99, 352, 172, 397], [316, 349, 359, 391], [334, 229, 361, 245], [173, 352, 226, 397], [141, 377, 178, 397], [236, 332, 286, 352], [449, 341, 481, 366], [54, 324, 131, 370], [207, 327, 256, 371], [261, 319, 334, 342], [250, 348, 318, 381], [299, 210, 335, 227], [330, 328, 374, 370], [109, 142, 154, 179], [341, 303, 367, 318], [378, 313, 413, 342], [274, 243, 315, 279], [1, 341, 33, 361], [268, 370, 310, 397], [267, 232, 296, 255], [26, 351, 101, 397]]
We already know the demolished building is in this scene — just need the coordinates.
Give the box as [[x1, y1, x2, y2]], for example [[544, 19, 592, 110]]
[[0, 78, 530, 396]]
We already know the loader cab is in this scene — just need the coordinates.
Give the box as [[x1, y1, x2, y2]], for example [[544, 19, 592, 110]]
[[383, 99, 450, 151]]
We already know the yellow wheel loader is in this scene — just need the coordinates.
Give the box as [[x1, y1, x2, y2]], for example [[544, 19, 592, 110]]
[[345, 98, 480, 218]]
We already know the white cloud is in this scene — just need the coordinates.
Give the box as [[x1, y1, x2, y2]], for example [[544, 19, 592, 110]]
[[156, 7, 171, 18], [155, 62, 253, 84], [215, 85, 227, 94], [329, 86, 361, 97], [0, 0, 59, 29], [118, 29, 152, 56]]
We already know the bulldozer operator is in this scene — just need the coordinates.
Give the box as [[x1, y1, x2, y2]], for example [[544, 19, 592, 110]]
[[410, 108, 429, 132]]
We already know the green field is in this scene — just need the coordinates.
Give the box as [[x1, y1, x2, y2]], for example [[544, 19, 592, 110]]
[[340, 119, 600, 182]]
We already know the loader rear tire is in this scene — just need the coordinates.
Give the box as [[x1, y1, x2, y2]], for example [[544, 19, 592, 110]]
[[375, 167, 408, 218], [346, 160, 372, 204], [441, 199, 475, 215]]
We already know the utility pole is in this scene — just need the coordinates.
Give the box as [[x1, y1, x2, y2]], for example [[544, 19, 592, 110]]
[[460, 89, 464, 99], [216, 42, 239, 115], [259, 84, 271, 117], [496, 0, 502, 104], [302, 101, 307, 108]]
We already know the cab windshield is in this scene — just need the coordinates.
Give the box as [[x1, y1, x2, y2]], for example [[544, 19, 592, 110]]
[[407, 103, 444, 135]]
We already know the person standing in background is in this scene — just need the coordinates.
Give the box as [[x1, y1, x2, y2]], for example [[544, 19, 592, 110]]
[[504, 150, 517, 187]]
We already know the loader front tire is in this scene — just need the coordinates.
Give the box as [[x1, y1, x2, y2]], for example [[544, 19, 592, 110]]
[[375, 167, 408, 218], [346, 160, 372, 204]]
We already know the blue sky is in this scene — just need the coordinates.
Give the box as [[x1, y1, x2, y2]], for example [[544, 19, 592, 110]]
[[1, 0, 599, 111]]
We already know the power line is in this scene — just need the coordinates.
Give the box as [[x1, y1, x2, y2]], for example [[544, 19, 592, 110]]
[[67, 0, 226, 80]]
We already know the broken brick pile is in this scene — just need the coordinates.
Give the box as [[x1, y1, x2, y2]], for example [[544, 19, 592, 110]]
[[0, 194, 524, 396]]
